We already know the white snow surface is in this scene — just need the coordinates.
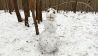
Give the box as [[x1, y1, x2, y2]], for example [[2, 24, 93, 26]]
[[0, 10, 98, 56]]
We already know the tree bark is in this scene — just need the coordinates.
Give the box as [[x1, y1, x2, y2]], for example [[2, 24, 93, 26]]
[[36, 0, 40, 23], [73, 0, 78, 13], [36, 0, 42, 23], [13, 0, 22, 22], [29, 0, 39, 35], [8, 0, 13, 14], [39, 0, 42, 22], [22, 0, 30, 27]]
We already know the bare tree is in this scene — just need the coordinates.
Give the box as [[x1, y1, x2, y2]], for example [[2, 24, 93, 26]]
[[36, 0, 42, 23], [39, 0, 42, 22], [29, 0, 39, 35], [22, 0, 30, 27], [8, 0, 13, 14], [73, 0, 78, 13], [36, 0, 40, 23], [13, 0, 23, 22]]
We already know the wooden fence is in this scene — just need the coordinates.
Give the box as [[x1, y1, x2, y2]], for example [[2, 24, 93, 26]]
[[0, 0, 98, 12]]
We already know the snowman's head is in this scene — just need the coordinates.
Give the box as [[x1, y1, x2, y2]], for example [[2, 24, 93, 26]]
[[46, 8, 57, 21]]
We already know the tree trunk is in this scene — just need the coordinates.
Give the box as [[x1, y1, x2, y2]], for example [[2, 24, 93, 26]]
[[29, 0, 39, 35], [39, 0, 42, 22], [73, 0, 78, 13], [36, 0, 42, 23], [22, 0, 30, 27], [8, 0, 13, 14], [13, 0, 22, 22], [36, 0, 40, 23]]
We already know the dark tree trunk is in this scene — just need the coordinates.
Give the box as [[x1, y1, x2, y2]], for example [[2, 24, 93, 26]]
[[49, 0, 51, 7], [32, 10, 39, 35], [8, 0, 13, 14], [0, 0, 3, 9], [13, 0, 23, 22], [22, 0, 30, 27], [39, 0, 42, 22], [73, 0, 78, 13], [29, 0, 39, 35], [36, 0, 42, 23], [5, 0, 9, 12], [36, 0, 40, 23]]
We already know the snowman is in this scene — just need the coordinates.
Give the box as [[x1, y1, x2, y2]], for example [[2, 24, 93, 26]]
[[38, 8, 59, 55], [44, 8, 57, 33]]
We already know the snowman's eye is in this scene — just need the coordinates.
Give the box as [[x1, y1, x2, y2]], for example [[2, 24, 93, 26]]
[[47, 10, 49, 12], [53, 11, 55, 14]]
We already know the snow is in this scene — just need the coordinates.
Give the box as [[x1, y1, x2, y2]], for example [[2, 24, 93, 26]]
[[0, 10, 98, 56]]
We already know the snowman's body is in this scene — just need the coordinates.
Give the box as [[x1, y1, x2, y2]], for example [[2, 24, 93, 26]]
[[44, 20, 56, 33], [38, 32, 58, 54], [44, 8, 57, 33], [38, 8, 58, 54]]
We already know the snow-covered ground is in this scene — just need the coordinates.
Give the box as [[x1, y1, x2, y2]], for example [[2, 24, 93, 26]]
[[0, 10, 98, 56]]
